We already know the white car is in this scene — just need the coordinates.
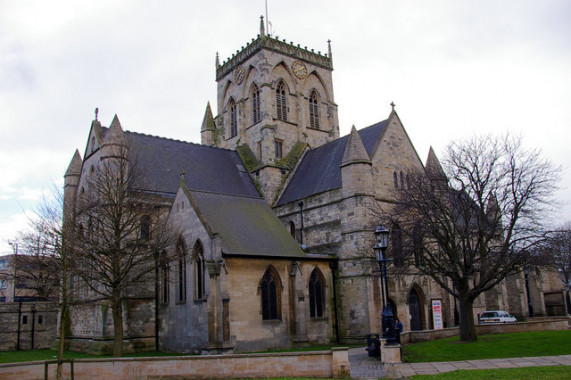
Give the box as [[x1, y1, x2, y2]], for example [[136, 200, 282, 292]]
[[479, 310, 517, 324]]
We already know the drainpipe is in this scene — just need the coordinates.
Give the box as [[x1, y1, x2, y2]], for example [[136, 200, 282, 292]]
[[16, 300, 22, 350], [298, 201, 304, 246], [31, 305, 36, 349], [329, 261, 340, 343], [154, 252, 160, 351]]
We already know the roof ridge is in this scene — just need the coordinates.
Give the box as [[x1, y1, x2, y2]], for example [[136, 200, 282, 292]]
[[122, 129, 239, 153]]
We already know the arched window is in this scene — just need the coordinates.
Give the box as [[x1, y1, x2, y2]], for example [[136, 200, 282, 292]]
[[176, 239, 187, 303], [289, 221, 296, 239], [140, 215, 151, 240], [393, 172, 398, 189], [309, 268, 325, 318], [160, 251, 169, 304], [261, 267, 281, 320], [400, 172, 405, 189], [229, 98, 237, 138], [309, 91, 319, 129], [193, 241, 205, 300], [252, 85, 261, 124], [276, 81, 287, 121]]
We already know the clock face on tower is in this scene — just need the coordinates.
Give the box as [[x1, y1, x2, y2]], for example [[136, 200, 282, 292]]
[[291, 60, 308, 79], [234, 66, 245, 84]]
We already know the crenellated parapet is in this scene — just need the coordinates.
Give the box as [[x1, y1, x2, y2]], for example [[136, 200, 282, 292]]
[[216, 34, 333, 81]]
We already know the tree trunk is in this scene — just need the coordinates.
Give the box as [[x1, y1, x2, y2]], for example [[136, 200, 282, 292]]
[[112, 296, 124, 357], [458, 296, 477, 341], [56, 300, 66, 380]]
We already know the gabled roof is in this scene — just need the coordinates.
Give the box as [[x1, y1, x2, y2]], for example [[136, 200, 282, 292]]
[[276, 120, 387, 205], [98, 127, 259, 199], [189, 191, 307, 259]]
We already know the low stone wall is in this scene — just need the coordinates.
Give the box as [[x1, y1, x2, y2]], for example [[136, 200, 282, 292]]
[[0, 347, 351, 380], [401, 317, 570, 345], [0, 302, 58, 351]]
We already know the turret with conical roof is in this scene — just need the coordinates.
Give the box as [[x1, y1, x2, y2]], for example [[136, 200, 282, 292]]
[[100, 114, 128, 160], [63, 149, 82, 226], [341, 126, 373, 197], [200, 102, 218, 146]]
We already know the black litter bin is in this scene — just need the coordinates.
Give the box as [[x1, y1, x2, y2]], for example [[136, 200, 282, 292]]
[[366, 333, 380, 357]]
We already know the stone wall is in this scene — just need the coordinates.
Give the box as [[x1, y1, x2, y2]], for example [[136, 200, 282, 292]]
[[0, 348, 350, 380], [400, 317, 571, 345], [0, 302, 58, 351]]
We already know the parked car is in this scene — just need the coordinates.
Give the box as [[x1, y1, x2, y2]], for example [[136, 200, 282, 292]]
[[479, 310, 517, 324]]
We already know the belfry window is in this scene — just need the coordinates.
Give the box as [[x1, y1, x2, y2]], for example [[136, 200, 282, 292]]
[[309, 268, 325, 318], [261, 268, 281, 320], [276, 82, 287, 121], [309, 91, 319, 129], [193, 241, 205, 300], [252, 85, 261, 124], [229, 98, 237, 138]]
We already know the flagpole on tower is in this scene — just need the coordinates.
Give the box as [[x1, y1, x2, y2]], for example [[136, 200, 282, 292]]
[[265, 0, 269, 35]]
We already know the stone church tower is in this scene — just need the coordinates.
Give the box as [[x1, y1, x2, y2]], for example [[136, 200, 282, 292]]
[[202, 17, 339, 202]]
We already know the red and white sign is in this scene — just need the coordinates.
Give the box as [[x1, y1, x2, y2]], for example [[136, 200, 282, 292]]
[[432, 299, 443, 330]]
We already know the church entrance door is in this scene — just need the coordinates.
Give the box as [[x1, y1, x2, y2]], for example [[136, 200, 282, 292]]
[[408, 288, 423, 330]]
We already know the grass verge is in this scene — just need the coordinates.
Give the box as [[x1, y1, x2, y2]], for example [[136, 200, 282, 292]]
[[411, 365, 571, 379], [403, 329, 571, 363], [0, 349, 190, 364]]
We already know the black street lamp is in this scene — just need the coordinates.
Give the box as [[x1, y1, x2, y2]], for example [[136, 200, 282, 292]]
[[374, 224, 397, 345]]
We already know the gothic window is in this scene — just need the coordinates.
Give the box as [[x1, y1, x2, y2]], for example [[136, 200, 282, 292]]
[[309, 268, 325, 318], [400, 172, 405, 189], [193, 241, 205, 300], [274, 140, 283, 158], [140, 215, 151, 240], [160, 251, 169, 304], [261, 267, 281, 320], [309, 91, 319, 129], [406, 174, 411, 189], [229, 98, 237, 138], [176, 239, 187, 303], [252, 85, 261, 124], [276, 81, 287, 121], [393, 172, 398, 189], [391, 224, 404, 266]]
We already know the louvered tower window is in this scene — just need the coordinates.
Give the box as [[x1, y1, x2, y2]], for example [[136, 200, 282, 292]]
[[252, 85, 261, 124], [309, 91, 319, 129], [230, 98, 237, 137], [276, 82, 287, 121]]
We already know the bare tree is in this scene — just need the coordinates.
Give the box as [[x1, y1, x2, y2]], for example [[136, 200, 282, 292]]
[[71, 148, 175, 357], [9, 188, 75, 380], [390, 134, 560, 341], [546, 222, 571, 313]]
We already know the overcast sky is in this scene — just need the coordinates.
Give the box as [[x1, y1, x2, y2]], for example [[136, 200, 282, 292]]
[[1, 0, 570, 254]]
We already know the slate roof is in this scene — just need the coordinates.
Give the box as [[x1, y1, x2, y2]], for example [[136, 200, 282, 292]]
[[190, 191, 307, 258], [276, 120, 388, 205], [104, 129, 260, 199]]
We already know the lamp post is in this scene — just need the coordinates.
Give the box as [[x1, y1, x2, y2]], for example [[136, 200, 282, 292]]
[[374, 224, 397, 345]]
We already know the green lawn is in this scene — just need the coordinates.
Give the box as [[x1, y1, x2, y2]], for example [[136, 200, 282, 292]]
[[403, 330, 571, 363], [411, 366, 571, 379]]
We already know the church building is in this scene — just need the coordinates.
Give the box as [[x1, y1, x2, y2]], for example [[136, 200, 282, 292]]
[[63, 17, 555, 354]]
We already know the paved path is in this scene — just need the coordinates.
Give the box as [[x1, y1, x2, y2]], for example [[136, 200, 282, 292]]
[[348, 347, 571, 379]]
